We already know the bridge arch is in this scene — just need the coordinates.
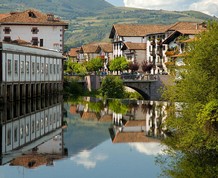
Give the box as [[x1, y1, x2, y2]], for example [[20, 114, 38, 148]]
[[124, 85, 151, 100]]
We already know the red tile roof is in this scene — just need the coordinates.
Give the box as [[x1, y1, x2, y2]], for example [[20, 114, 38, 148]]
[[122, 42, 146, 50], [168, 22, 206, 31], [0, 9, 68, 27], [112, 132, 160, 143], [110, 24, 170, 37], [0, 13, 11, 20], [80, 42, 112, 53], [68, 48, 80, 57]]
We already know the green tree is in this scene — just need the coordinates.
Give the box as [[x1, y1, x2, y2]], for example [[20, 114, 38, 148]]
[[85, 57, 103, 74], [159, 21, 218, 178], [64, 60, 87, 75], [99, 75, 125, 98], [109, 57, 128, 74]]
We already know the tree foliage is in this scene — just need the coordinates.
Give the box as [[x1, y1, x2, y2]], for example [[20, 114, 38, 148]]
[[85, 57, 103, 73], [109, 57, 128, 74], [99, 75, 125, 99], [160, 21, 218, 178], [128, 62, 139, 73]]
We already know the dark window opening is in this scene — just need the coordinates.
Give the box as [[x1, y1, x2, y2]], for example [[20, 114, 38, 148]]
[[4, 27, 11, 34], [28, 12, 36, 18], [3, 36, 11, 42], [31, 27, 39, 34], [40, 39, 43, 47], [32, 37, 38, 46]]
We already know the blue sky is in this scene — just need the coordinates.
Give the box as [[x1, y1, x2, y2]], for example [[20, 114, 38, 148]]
[[105, 0, 218, 16]]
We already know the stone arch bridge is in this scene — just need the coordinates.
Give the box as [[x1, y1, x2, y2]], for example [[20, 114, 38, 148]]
[[74, 74, 167, 100]]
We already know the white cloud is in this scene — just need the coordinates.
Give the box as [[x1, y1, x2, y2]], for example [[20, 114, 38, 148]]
[[70, 150, 108, 169], [189, 0, 218, 16], [129, 143, 166, 156], [123, 0, 218, 16], [123, 0, 189, 11]]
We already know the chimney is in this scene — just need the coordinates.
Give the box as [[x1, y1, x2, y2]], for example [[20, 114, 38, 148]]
[[47, 13, 54, 21]]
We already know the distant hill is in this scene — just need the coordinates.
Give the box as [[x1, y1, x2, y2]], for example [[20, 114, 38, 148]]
[[0, 0, 217, 51]]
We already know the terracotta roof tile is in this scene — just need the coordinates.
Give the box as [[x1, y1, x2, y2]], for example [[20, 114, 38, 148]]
[[110, 24, 170, 37], [68, 48, 80, 57], [0, 9, 68, 26], [113, 132, 160, 143], [80, 42, 112, 53], [0, 13, 11, 20], [124, 120, 146, 127], [168, 22, 206, 31], [122, 42, 146, 50]]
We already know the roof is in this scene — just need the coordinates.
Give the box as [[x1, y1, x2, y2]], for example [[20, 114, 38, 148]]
[[68, 48, 80, 57], [122, 42, 146, 50], [80, 42, 112, 53], [0, 13, 10, 20], [167, 21, 206, 31], [124, 120, 146, 127], [10, 154, 63, 169], [109, 24, 170, 38], [112, 132, 160, 143], [80, 43, 100, 53], [0, 9, 68, 27], [98, 43, 113, 53], [162, 29, 203, 44]]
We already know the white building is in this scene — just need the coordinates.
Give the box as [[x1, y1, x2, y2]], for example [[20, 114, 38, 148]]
[[0, 97, 64, 165], [0, 9, 68, 52], [0, 9, 68, 103]]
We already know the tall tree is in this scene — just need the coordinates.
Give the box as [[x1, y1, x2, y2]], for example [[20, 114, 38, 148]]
[[163, 21, 218, 153], [109, 57, 128, 74]]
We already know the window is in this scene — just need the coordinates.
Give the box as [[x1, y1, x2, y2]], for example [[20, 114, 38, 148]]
[[32, 37, 38, 46], [7, 129, 11, 146], [20, 125, 24, 139], [41, 63, 44, 74], [21, 61, 24, 73], [14, 127, 18, 142], [36, 120, 39, 131], [41, 119, 44, 129], [3, 36, 11, 42], [26, 124, 29, 136], [31, 27, 39, 34], [32, 62, 35, 74], [40, 39, 43, 47], [45, 63, 48, 75], [4, 27, 11, 34], [8, 59, 12, 74], [45, 116, 48, 127], [15, 60, 18, 74], [37, 63, 40, 73], [32, 120, 35, 133], [53, 64, 56, 74], [26, 61, 29, 73], [50, 64, 52, 74], [57, 64, 59, 74]]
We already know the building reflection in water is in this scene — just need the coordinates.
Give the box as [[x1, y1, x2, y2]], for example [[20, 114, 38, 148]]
[[68, 98, 168, 143], [109, 100, 168, 143], [0, 95, 68, 168]]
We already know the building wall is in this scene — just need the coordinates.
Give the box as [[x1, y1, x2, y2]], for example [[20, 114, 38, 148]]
[[0, 25, 65, 52], [0, 43, 63, 102], [2, 103, 62, 153]]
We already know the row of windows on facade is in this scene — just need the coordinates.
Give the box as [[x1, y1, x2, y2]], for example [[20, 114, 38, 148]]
[[6, 113, 60, 146], [7, 59, 60, 75], [3, 27, 63, 35], [3, 37, 62, 47]]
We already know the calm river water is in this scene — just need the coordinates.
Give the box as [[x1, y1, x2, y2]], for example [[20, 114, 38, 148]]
[[0, 96, 168, 178]]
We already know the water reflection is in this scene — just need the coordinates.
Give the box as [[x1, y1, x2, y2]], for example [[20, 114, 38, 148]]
[[66, 98, 168, 143], [0, 96, 67, 167]]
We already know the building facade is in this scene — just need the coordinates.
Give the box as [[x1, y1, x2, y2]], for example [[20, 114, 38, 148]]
[[0, 42, 64, 102], [0, 9, 68, 52]]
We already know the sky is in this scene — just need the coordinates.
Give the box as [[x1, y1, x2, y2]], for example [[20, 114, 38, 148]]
[[105, 0, 218, 17]]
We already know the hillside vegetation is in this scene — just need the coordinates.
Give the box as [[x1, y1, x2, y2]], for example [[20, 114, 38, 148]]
[[0, 0, 217, 50]]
